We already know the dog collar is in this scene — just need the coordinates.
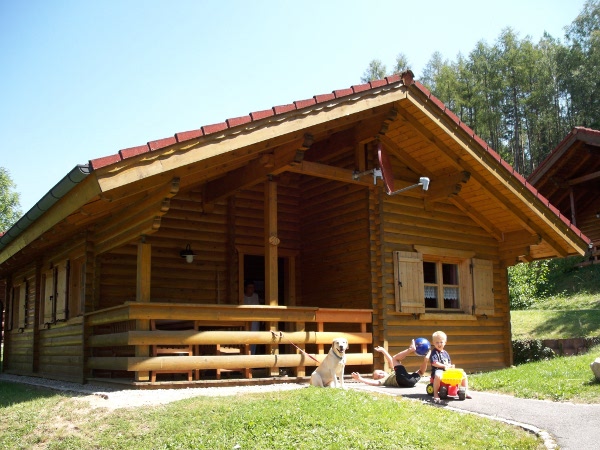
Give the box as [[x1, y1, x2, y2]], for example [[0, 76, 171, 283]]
[[332, 350, 344, 360]]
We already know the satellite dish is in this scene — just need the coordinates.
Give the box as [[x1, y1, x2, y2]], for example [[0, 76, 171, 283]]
[[377, 143, 394, 195], [353, 142, 430, 195]]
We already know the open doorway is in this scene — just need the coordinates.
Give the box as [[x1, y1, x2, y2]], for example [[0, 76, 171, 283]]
[[243, 255, 285, 305]]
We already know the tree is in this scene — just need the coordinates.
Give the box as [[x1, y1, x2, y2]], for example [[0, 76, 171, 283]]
[[391, 53, 410, 74], [360, 59, 387, 83], [0, 167, 22, 232]]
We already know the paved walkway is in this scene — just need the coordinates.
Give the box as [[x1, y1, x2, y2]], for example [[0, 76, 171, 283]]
[[348, 380, 600, 450]]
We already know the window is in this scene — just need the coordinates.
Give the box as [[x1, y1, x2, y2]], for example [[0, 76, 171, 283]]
[[393, 250, 494, 316], [423, 261, 460, 310], [41, 260, 70, 326]]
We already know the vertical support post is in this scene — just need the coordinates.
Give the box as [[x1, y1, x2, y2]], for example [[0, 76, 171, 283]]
[[265, 179, 279, 306], [569, 187, 577, 226], [135, 238, 151, 382], [265, 178, 279, 375]]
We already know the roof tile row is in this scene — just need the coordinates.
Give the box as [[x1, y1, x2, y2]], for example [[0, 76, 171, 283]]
[[89, 73, 409, 171]]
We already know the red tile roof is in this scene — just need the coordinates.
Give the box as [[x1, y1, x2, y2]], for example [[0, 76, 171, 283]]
[[86, 72, 589, 244]]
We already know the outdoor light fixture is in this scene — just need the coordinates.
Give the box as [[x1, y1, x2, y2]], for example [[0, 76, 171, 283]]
[[180, 244, 195, 263]]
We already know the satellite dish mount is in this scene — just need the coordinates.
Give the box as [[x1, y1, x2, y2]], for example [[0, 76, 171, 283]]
[[352, 143, 430, 195]]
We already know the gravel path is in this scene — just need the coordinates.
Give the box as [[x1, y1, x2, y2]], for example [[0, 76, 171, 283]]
[[0, 373, 308, 409]]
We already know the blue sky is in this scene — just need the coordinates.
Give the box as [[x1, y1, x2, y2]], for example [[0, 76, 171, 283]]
[[0, 0, 588, 214]]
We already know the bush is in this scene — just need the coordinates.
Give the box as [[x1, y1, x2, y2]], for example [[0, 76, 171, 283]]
[[508, 260, 550, 309], [512, 339, 556, 365]]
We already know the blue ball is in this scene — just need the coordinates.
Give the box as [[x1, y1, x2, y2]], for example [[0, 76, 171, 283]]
[[415, 337, 431, 356]]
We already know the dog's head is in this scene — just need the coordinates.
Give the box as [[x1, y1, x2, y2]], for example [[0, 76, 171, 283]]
[[331, 337, 349, 357]]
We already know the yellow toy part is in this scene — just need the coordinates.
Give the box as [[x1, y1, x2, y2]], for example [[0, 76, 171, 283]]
[[441, 368, 464, 386]]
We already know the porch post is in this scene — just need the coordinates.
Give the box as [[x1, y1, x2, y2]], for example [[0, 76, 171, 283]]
[[264, 178, 279, 305], [265, 178, 279, 375], [135, 237, 151, 381]]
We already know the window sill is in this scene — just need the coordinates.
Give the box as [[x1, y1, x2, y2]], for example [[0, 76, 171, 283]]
[[421, 313, 477, 321]]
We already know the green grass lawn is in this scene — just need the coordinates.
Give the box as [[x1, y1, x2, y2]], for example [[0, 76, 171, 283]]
[[470, 344, 600, 403], [511, 290, 600, 340], [0, 383, 544, 450]]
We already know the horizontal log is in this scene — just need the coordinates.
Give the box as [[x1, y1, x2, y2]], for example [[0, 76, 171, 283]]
[[39, 334, 83, 347], [88, 330, 373, 347], [87, 352, 374, 371], [315, 309, 372, 323]]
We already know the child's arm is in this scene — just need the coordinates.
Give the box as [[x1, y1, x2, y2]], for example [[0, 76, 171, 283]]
[[351, 371, 383, 386]]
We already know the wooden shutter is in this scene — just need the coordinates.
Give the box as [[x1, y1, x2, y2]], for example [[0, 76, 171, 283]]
[[55, 260, 69, 321], [459, 259, 473, 314], [17, 282, 27, 329], [393, 251, 425, 314], [43, 269, 55, 325], [472, 258, 494, 315]]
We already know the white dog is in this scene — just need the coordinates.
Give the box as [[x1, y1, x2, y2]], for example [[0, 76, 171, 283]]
[[310, 337, 348, 388]]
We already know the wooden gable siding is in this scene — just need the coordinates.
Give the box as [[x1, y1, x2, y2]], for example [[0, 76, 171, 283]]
[[299, 172, 371, 310], [377, 180, 511, 373]]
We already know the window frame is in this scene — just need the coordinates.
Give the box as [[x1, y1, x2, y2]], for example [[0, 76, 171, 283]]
[[393, 249, 494, 317]]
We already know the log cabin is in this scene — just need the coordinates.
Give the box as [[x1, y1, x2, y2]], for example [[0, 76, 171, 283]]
[[0, 71, 591, 387], [528, 127, 600, 266]]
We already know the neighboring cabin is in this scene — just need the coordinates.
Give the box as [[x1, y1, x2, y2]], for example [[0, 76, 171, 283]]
[[528, 127, 600, 265], [0, 72, 590, 386]]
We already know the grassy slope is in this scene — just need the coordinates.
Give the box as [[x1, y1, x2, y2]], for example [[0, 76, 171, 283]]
[[510, 261, 600, 340]]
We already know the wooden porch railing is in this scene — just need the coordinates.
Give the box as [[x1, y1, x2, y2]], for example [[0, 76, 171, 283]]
[[85, 302, 373, 382]]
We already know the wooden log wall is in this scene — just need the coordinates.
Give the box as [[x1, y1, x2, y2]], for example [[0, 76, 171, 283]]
[[379, 171, 512, 373], [299, 153, 372, 312], [97, 180, 304, 309], [38, 321, 85, 382], [2, 267, 35, 374]]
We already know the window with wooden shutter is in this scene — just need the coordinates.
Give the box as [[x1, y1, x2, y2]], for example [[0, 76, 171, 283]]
[[42, 268, 55, 326], [472, 258, 494, 315], [393, 251, 425, 314], [55, 260, 69, 321], [17, 282, 27, 329]]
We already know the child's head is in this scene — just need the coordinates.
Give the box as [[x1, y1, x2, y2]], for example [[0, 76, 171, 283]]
[[432, 330, 447, 351], [373, 369, 387, 380]]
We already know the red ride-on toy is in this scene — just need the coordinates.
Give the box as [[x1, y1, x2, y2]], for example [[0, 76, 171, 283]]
[[426, 368, 467, 400]]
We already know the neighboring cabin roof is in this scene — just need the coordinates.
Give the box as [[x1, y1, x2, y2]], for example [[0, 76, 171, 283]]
[[0, 72, 591, 269]]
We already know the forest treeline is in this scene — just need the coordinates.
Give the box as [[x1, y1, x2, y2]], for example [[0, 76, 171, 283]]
[[361, 1, 600, 177]]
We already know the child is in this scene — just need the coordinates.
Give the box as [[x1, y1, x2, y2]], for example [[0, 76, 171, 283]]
[[429, 330, 471, 403], [351, 340, 429, 387]]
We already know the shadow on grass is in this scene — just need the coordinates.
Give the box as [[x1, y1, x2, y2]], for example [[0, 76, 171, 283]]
[[531, 310, 600, 338], [0, 380, 84, 407]]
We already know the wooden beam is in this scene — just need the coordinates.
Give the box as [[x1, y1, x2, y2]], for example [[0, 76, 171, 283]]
[[285, 160, 372, 186], [264, 179, 278, 306], [135, 239, 151, 381], [425, 171, 471, 203], [568, 170, 600, 185], [203, 140, 301, 204]]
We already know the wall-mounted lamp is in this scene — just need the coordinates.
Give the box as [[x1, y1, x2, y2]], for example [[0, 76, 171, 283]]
[[180, 244, 195, 263], [596, 212, 600, 219]]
